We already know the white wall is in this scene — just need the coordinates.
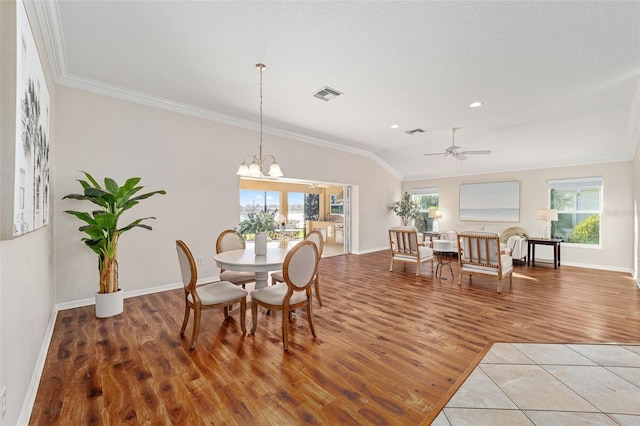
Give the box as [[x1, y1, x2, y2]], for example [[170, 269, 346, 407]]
[[54, 86, 401, 303], [634, 138, 640, 285], [0, 2, 56, 425], [403, 161, 634, 272]]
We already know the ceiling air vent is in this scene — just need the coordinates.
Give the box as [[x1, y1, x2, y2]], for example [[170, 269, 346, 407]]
[[405, 128, 425, 135], [312, 86, 343, 102]]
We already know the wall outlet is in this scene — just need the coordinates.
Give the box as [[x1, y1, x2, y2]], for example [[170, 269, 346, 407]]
[[2, 387, 6, 417], [197, 257, 203, 266]]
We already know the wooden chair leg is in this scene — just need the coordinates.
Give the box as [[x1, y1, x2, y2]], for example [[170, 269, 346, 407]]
[[282, 308, 290, 351], [180, 304, 190, 336], [306, 302, 316, 337], [250, 301, 259, 334], [389, 259, 394, 271], [190, 305, 201, 350], [314, 275, 322, 307], [223, 306, 230, 318], [239, 298, 247, 334]]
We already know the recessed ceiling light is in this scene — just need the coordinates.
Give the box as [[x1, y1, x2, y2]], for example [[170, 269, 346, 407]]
[[470, 101, 483, 108], [390, 124, 400, 129]]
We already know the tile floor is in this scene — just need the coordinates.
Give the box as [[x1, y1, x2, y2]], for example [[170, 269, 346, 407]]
[[431, 343, 640, 425]]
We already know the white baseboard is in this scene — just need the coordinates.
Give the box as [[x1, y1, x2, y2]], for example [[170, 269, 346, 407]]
[[54, 277, 220, 312], [560, 261, 633, 274], [353, 246, 388, 255], [17, 309, 58, 426]]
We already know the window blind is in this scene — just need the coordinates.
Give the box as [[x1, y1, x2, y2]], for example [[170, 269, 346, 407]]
[[548, 177, 603, 189]]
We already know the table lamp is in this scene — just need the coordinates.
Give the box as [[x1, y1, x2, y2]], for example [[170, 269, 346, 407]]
[[536, 209, 558, 240], [429, 209, 443, 232]]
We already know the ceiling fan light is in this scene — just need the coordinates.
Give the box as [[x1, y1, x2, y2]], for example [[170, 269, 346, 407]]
[[470, 101, 483, 108]]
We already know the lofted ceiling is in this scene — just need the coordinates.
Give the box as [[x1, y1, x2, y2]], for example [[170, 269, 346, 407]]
[[33, 1, 640, 180]]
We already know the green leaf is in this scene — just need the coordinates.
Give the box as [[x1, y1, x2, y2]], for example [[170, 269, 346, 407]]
[[104, 177, 119, 194], [116, 187, 143, 208], [85, 187, 110, 198], [62, 193, 90, 201], [119, 177, 142, 195], [64, 210, 96, 225], [119, 217, 156, 233], [81, 171, 100, 188], [131, 190, 167, 201], [94, 212, 117, 230]]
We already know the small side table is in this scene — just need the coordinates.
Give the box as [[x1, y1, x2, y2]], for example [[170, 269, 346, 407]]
[[433, 240, 455, 280], [527, 238, 562, 269], [422, 232, 442, 247]]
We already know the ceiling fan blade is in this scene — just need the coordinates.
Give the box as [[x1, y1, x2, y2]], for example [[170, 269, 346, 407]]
[[459, 150, 491, 155], [423, 152, 447, 156]]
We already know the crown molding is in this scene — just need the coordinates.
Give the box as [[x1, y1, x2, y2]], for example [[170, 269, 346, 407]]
[[31, 0, 404, 182]]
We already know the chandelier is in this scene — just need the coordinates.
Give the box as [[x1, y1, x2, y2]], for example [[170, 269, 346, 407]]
[[236, 64, 284, 178]]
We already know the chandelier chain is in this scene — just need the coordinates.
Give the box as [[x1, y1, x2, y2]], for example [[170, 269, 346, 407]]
[[236, 63, 283, 177], [258, 63, 264, 164]]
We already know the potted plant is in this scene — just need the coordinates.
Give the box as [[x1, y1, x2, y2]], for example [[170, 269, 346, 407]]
[[63, 172, 166, 317], [236, 210, 277, 256], [390, 191, 421, 226]]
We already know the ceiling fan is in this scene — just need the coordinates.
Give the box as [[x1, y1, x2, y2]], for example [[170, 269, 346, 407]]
[[423, 128, 491, 161]]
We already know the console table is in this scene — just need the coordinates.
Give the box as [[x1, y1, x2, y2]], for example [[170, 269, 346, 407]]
[[527, 238, 562, 269]]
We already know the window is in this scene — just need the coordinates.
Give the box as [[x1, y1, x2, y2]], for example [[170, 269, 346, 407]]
[[412, 188, 439, 232], [330, 194, 343, 215], [549, 177, 603, 245], [239, 190, 280, 221], [287, 192, 305, 229]]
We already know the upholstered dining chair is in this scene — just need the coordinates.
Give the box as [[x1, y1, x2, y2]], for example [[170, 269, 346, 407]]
[[270, 229, 325, 306], [388, 227, 434, 276], [215, 229, 256, 288], [176, 240, 248, 350], [250, 239, 320, 351]]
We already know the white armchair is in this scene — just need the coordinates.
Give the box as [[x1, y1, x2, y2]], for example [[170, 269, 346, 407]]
[[389, 227, 434, 276], [457, 231, 513, 293], [440, 231, 459, 254], [506, 235, 527, 264]]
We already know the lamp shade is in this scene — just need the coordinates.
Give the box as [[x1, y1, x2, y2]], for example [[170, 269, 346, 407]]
[[268, 163, 283, 177], [536, 209, 558, 221], [429, 209, 443, 219]]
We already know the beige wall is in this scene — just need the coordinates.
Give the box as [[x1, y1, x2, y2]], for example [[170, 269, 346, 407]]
[[634, 137, 640, 285], [0, 2, 57, 424], [53, 86, 401, 304], [403, 161, 634, 272]]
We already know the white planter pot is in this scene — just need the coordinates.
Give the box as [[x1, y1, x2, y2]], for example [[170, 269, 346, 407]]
[[255, 232, 268, 256], [95, 288, 124, 318]]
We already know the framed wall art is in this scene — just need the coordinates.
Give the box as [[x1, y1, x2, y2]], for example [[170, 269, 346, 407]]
[[1, 1, 50, 239], [459, 181, 520, 222]]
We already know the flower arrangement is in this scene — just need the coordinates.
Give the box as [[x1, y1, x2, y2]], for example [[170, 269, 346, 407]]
[[236, 210, 277, 241]]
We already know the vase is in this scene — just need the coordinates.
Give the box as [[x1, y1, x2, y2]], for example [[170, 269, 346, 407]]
[[95, 288, 124, 318], [255, 231, 268, 256]]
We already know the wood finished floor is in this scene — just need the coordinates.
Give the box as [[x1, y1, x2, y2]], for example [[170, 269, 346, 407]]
[[30, 251, 640, 425]]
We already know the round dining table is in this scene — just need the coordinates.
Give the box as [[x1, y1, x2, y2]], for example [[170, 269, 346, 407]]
[[214, 246, 290, 289]]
